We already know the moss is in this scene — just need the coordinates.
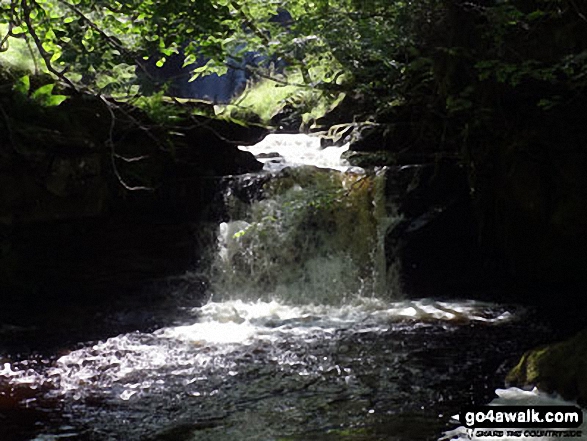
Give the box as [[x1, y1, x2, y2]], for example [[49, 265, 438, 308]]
[[507, 329, 587, 405]]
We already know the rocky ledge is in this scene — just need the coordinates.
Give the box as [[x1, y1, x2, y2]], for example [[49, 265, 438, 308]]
[[0, 84, 267, 325]]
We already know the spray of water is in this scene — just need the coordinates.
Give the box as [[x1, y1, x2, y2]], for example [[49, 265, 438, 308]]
[[212, 144, 400, 304]]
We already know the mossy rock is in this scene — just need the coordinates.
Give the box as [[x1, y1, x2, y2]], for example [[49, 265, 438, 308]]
[[506, 329, 587, 405], [342, 150, 396, 167]]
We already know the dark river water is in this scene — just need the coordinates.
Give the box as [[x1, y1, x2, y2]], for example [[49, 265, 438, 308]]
[[0, 298, 554, 441]]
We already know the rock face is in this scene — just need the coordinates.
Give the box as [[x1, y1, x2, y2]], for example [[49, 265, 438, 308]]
[[346, 122, 587, 302], [507, 329, 587, 406], [469, 114, 587, 303], [446, 0, 587, 303], [381, 161, 492, 298], [0, 86, 267, 322]]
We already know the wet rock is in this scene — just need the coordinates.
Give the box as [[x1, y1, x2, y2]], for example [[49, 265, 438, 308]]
[[349, 125, 388, 152], [506, 329, 587, 405], [469, 126, 587, 299], [256, 152, 282, 159], [269, 103, 302, 133], [313, 94, 367, 147], [147, 422, 222, 441]]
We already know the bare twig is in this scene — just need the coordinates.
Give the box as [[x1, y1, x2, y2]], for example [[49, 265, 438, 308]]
[[0, 24, 13, 52], [24, 34, 39, 75], [100, 96, 154, 192], [112, 153, 151, 163], [0, 1, 27, 51], [101, 96, 168, 151], [184, 115, 256, 145], [224, 60, 310, 88], [568, 0, 587, 22]]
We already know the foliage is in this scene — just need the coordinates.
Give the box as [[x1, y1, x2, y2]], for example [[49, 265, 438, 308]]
[[0, 0, 442, 107], [13, 74, 67, 106], [131, 91, 188, 124], [442, 0, 587, 117], [217, 68, 344, 127], [0, 23, 40, 72], [218, 74, 302, 124], [215, 168, 381, 300], [2, 0, 586, 132]]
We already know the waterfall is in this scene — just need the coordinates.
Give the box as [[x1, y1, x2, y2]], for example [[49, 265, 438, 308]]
[[1, 133, 567, 441], [210, 134, 401, 305]]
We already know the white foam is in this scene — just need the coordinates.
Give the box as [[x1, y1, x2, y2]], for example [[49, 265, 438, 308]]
[[162, 298, 517, 346], [0, 298, 519, 400], [239, 133, 350, 171]]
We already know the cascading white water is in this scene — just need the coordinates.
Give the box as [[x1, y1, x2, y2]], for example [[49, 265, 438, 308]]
[[0, 134, 580, 441], [212, 133, 400, 304], [238, 133, 353, 172]]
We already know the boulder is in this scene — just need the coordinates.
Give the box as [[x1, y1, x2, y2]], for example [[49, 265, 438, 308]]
[[507, 329, 587, 406], [342, 150, 396, 167]]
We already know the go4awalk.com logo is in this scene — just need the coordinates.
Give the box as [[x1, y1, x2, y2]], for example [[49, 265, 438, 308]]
[[459, 405, 583, 438]]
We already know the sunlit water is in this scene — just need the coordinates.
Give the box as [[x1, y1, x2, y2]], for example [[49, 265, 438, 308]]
[[0, 134, 581, 440], [0, 298, 549, 441]]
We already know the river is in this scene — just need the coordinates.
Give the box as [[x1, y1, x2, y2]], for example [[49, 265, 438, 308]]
[[0, 134, 583, 441]]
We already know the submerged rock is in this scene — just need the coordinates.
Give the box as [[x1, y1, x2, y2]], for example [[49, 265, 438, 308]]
[[506, 329, 587, 405]]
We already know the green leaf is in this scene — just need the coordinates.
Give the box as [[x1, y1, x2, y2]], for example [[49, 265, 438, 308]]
[[233, 229, 247, 239], [28, 83, 68, 106], [44, 95, 68, 106], [13, 75, 30, 96], [31, 83, 55, 100]]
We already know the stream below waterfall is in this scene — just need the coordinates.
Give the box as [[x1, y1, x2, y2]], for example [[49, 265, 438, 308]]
[[0, 135, 584, 441]]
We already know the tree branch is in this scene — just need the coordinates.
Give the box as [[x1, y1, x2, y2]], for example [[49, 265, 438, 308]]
[[21, 0, 77, 89], [568, 0, 587, 23], [0, 0, 27, 52], [100, 96, 155, 192], [56, 0, 126, 55], [56, 0, 162, 84]]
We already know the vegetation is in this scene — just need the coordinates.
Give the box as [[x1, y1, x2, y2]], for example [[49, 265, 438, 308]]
[[215, 168, 381, 302], [0, 1, 446, 119], [3, 0, 586, 129], [507, 329, 587, 405]]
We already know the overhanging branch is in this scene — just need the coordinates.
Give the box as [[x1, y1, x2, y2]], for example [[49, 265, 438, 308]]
[[21, 0, 77, 89]]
